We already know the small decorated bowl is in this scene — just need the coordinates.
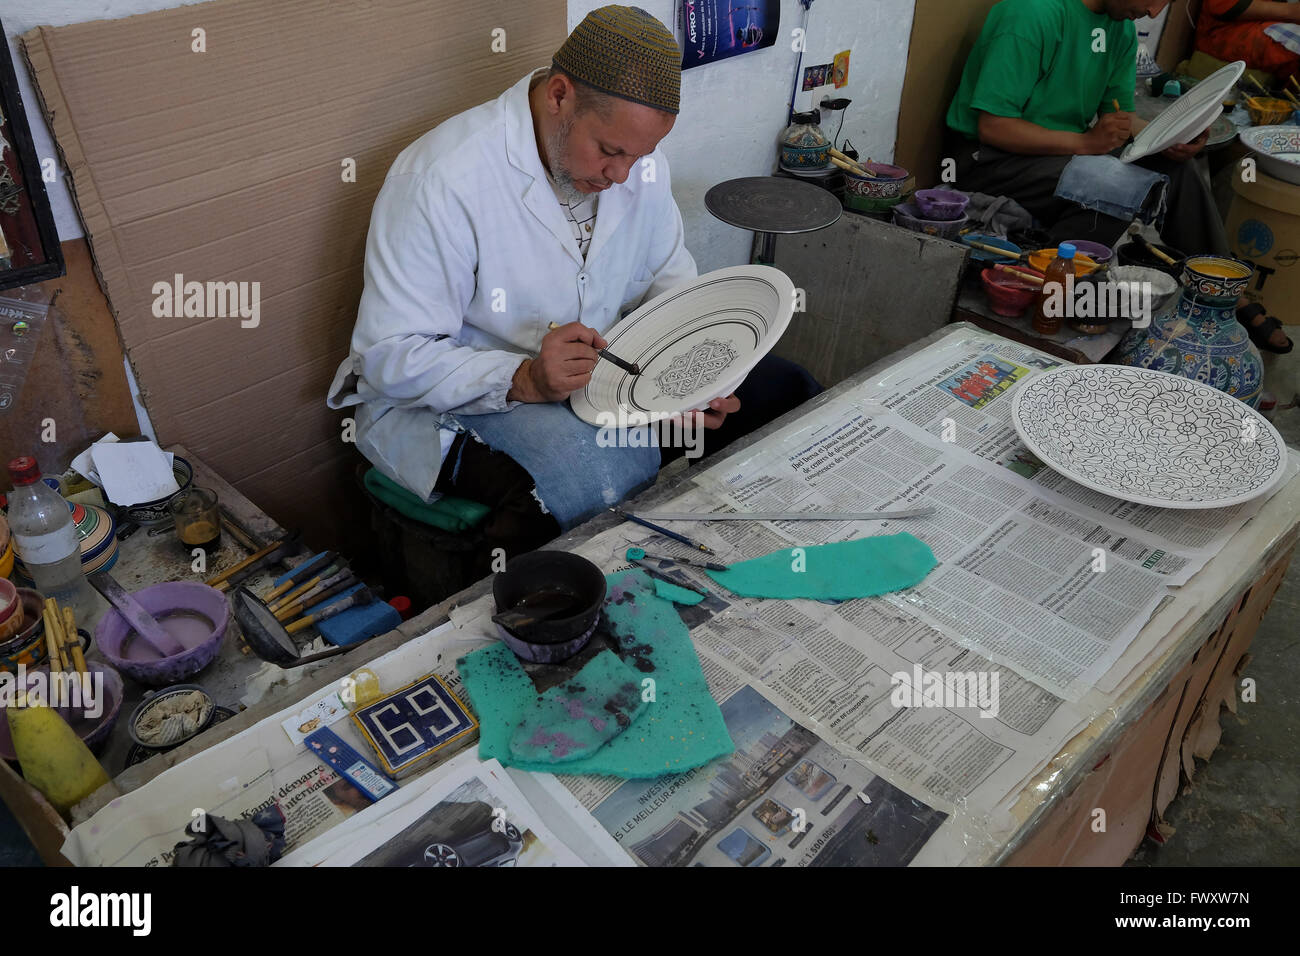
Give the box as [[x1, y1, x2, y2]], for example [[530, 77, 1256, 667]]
[[120, 456, 194, 525], [780, 143, 830, 169], [1182, 255, 1253, 302], [844, 162, 910, 199], [12, 502, 119, 583]]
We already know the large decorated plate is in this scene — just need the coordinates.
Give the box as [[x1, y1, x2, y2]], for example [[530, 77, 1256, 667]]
[[1122, 60, 1243, 163], [1238, 124, 1300, 186], [1011, 365, 1287, 509], [569, 265, 795, 426]]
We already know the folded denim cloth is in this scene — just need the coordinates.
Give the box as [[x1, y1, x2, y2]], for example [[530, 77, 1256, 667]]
[[1055, 155, 1169, 228]]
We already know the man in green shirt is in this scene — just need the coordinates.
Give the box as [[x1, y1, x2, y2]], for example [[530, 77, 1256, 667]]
[[947, 0, 1228, 260]]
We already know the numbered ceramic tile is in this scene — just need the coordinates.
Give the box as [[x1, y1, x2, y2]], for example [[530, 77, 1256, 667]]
[[1011, 365, 1287, 509], [569, 265, 795, 425], [350, 674, 478, 779]]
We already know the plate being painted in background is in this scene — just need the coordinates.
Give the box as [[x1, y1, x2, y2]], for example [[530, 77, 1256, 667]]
[[1011, 365, 1287, 509], [570, 265, 794, 426]]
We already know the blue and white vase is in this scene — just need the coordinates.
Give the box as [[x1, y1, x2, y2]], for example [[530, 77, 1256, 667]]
[[1116, 255, 1263, 408]]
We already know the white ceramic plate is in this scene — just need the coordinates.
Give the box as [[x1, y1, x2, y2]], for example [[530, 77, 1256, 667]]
[[1122, 60, 1244, 163], [1011, 364, 1287, 509], [569, 265, 795, 426]]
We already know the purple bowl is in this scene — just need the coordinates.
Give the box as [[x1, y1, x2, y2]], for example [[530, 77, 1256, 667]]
[[914, 188, 969, 221], [95, 581, 229, 687], [0, 661, 124, 759], [1063, 239, 1113, 264]]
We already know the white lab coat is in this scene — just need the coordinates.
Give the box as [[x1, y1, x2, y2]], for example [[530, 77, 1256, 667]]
[[327, 68, 699, 500]]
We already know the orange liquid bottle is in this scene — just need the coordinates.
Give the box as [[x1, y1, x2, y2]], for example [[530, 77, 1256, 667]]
[[1032, 242, 1076, 335]]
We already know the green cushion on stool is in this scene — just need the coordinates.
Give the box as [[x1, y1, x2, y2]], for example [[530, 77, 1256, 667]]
[[362, 468, 490, 533]]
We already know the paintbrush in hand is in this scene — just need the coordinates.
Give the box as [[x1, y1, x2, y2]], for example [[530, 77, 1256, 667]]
[[548, 321, 640, 375]]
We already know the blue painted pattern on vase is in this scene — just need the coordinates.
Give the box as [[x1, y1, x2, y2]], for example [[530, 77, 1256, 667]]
[[1116, 257, 1263, 408]]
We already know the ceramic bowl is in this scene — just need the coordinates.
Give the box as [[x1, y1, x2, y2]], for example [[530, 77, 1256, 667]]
[[120, 456, 194, 525], [980, 268, 1039, 317], [127, 683, 218, 749], [492, 551, 606, 664], [12, 502, 119, 583], [892, 203, 968, 240], [1028, 248, 1103, 276], [1238, 125, 1300, 186], [1248, 97, 1293, 126], [0, 581, 23, 644], [844, 192, 907, 214], [843, 162, 909, 199], [913, 188, 969, 221], [0, 661, 124, 759], [1063, 239, 1114, 264], [1108, 266, 1181, 315], [1115, 240, 1186, 278], [1182, 255, 1254, 301], [780, 143, 830, 169], [962, 233, 1021, 263], [95, 580, 229, 687]]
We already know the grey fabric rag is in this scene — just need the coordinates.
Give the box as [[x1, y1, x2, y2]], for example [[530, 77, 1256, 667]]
[[963, 192, 1036, 238], [1055, 155, 1169, 228], [172, 806, 286, 867]]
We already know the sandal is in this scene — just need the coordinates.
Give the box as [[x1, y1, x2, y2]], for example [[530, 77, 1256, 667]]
[[1238, 303, 1294, 354]]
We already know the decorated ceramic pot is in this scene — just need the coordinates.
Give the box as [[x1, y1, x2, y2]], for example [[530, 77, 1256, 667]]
[[844, 163, 909, 199], [1180, 255, 1253, 301], [1116, 255, 1263, 408]]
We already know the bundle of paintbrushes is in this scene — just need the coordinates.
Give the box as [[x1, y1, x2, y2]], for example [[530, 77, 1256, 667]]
[[260, 550, 360, 624], [42, 597, 88, 676]]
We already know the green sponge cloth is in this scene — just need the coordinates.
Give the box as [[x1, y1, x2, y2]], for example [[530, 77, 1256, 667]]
[[705, 532, 936, 600], [458, 570, 734, 777], [508, 650, 648, 763], [363, 468, 490, 532]]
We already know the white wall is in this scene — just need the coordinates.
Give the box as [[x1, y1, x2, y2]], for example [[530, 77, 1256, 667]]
[[587, 0, 917, 273], [9, 0, 917, 273]]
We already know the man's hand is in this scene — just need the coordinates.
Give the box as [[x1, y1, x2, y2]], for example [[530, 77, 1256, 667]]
[[507, 321, 607, 403], [1160, 128, 1209, 163], [1081, 111, 1132, 155], [689, 394, 740, 430]]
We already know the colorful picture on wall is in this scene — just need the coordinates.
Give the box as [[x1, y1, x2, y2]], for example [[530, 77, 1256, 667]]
[[679, 0, 780, 70], [833, 50, 851, 88]]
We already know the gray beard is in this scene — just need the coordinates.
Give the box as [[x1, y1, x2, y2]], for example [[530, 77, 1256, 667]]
[[545, 118, 586, 205]]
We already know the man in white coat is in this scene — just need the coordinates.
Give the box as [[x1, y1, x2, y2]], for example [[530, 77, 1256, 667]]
[[328, 6, 819, 579]]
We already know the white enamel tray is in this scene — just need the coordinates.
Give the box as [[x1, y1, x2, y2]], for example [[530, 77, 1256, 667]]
[[569, 265, 795, 426], [1121, 60, 1244, 163], [1011, 365, 1287, 509]]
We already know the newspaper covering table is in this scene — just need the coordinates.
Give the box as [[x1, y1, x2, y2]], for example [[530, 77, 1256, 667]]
[[59, 328, 1296, 867]]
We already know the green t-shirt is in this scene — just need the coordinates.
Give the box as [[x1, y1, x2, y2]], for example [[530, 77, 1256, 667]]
[[946, 0, 1137, 140]]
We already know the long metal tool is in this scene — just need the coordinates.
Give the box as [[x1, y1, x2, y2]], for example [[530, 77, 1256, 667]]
[[633, 507, 936, 522]]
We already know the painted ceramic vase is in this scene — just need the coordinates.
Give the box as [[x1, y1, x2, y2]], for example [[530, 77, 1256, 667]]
[[1116, 255, 1263, 408]]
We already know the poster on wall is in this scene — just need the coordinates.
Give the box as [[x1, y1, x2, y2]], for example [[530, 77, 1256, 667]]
[[679, 0, 780, 70]]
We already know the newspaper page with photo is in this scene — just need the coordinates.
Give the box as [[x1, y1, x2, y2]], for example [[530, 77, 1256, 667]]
[[276, 750, 586, 867]]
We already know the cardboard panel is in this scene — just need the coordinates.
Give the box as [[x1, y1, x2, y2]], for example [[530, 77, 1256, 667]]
[[894, 0, 999, 190], [21, 0, 567, 544]]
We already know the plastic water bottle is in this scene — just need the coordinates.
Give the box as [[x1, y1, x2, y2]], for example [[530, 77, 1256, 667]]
[[6, 456, 87, 604]]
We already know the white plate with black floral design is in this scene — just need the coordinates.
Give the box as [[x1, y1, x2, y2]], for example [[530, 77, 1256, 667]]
[[569, 265, 795, 426], [1011, 365, 1287, 509]]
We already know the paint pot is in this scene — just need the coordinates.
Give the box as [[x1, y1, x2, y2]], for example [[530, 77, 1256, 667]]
[[126, 684, 218, 750], [94, 581, 228, 687], [492, 551, 605, 664]]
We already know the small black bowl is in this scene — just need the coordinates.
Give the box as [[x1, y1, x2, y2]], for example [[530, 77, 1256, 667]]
[[1115, 240, 1186, 279], [492, 551, 606, 664]]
